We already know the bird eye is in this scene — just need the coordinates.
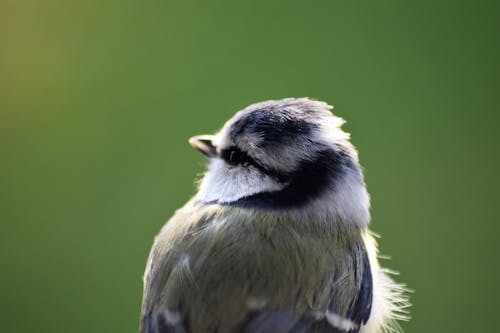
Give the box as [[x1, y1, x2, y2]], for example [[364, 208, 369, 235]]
[[229, 149, 240, 163], [222, 147, 247, 166]]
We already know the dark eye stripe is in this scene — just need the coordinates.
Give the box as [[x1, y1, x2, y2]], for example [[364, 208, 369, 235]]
[[219, 147, 286, 182]]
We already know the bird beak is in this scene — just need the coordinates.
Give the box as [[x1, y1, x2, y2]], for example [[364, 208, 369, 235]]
[[189, 135, 217, 158]]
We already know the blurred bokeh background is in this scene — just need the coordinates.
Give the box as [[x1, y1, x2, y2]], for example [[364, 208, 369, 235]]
[[1, 1, 499, 332]]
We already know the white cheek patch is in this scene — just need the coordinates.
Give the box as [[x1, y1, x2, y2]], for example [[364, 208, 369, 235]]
[[196, 159, 285, 204]]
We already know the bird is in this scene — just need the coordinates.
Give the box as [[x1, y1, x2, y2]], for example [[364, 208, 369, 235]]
[[140, 98, 409, 333]]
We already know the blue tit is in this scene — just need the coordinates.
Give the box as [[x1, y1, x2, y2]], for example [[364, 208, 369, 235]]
[[140, 98, 409, 333]]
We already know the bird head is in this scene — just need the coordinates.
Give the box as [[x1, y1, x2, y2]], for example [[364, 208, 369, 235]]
[[189, 98, 370, 225]]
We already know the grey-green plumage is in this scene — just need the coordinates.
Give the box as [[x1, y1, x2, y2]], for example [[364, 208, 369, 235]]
[[141, 201, 370, 333]]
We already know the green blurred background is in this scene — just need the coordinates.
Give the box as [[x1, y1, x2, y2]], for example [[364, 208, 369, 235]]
[[1, 1, 499, 332]]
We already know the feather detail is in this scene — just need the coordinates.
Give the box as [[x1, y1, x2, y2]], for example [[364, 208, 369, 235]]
[[360, 232, 411, 333]]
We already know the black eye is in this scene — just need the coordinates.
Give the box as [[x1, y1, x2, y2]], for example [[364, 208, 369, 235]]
[[229, 149, 240, 164], [222, 147, 248, 166]]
